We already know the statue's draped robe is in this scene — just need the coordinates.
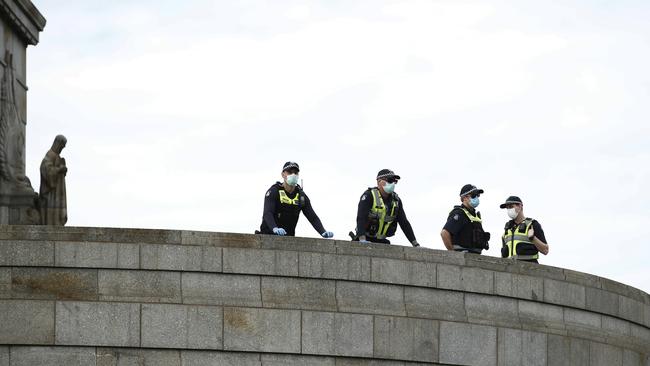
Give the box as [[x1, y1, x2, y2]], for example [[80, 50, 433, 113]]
[[39, 149, 66, 225]]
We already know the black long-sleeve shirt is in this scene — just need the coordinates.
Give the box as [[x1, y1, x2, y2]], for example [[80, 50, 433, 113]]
[[259, 182, 326, 236], [355, 188, 416, 243]]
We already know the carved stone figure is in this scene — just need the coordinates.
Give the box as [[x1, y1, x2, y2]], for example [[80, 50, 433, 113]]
[[39, 135, 67, 225], [0, 51, 33, 193]]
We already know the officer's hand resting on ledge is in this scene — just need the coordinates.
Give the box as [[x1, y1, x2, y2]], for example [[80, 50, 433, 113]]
[[321, 231, 334, 238], [411, 240, 420, 247], [358, 235, 370, 243], [272, 227, 287, 236]]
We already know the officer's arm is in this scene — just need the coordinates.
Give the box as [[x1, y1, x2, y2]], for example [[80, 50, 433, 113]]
[[301, 193, 326, 235], [355, 191, 372, 239], [529, 221, 549, 255], [396, 199, 417, 245], [262, 187, 280, 229], [441, 212, 462, 251], [440, 230, 453, 250]]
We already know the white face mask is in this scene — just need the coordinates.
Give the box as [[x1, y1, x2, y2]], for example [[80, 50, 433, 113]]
[[383, 182, 396, 194], [507, 207, 518, 220], [286, 174, 299, 186]]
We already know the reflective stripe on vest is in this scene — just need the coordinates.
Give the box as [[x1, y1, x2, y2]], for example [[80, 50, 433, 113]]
[[369, 188, 398, 239], [460, 208, 482, 223], [502, 218, 538, 260], [451, 208, 482, 250], [278, 190, 299, 206]]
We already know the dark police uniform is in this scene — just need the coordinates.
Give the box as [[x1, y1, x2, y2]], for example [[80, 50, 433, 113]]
[[442, 205, 490, 254], [258, 182, 325, 236], [355, 187, 417, 245]]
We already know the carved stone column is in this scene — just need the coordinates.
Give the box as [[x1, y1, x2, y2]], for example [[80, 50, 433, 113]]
[[0, 0, 45, 224]]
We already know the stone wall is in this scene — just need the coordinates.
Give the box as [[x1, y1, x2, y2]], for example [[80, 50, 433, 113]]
[[0, 226, 648, 365]]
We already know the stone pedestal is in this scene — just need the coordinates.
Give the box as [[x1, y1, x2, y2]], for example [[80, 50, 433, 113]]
[[0, 0, 45, 224]]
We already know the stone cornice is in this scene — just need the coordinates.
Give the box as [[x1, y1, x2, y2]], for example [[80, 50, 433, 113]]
[[0, 0, 45, 45]]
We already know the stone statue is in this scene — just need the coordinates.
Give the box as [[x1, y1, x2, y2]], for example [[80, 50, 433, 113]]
[[39, 135, 67, 225]]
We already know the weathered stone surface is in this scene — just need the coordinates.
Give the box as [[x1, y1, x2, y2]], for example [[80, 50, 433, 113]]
[[371, 258, 436, 287], [631, 324, 650, 344], [619, 295, 646, 325], [601, 278, 647, 302], [497, 328, 547, 366], [55, 241, 139, 269], [564, 308, 602, 329], [465, 294, 518, 327], [98, 270, 181, 303], [181, 351, 261, 366], [439, 321, 497, 366], [299, 252, 370, 281], [261, 277, 336, 311], [518, 300, 564, 327], [223, 307, 300, 353], [404, 247, 465, 266], [543, 279, 586, 308], [437, 264, 493, 294], [182, 273, 261, 307], [623, 350, 642, 366], [55, 301, 140, 347], [547, 335, 590, 366], [261, 235, 336, 254], [0, 347, 7, 366], [141, 304, 222, 349], [223, 248, 298, 276], [10, 268, 97, 300], [336, 242, 405, 259], [96, 348, 181, 366], [10, 346, 96, 366], [589, 342, 623, 366], [261, 354, 334, 366], [334, 359, 415, 366], [337, 282, 405, 316], [374, 316, 438, 362], [141, 244, 221, 272], [564, 269, 601, 288], [602, 315, 631, 336], [494, 272, 543, 301], [404, 287, 466, 321], [181, 231, 261, 247], [0, 240, 53, 266], [0, 300, 54, 344], [586, 287, 619, 316], [0, 268, 10, 299], [302, 311, 373, 357]]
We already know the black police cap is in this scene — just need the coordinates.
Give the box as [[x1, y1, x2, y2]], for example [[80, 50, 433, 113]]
[[500, 196, 523, 209], [459, 184, 484, 197], [376, 169, 401, 181], [282, 161, 300, 172]]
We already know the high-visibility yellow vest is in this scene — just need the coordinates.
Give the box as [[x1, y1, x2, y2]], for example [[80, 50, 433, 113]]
[[502, 218, 539, 260], [368, 188, 398, 239], [279, 190, 300, 206]]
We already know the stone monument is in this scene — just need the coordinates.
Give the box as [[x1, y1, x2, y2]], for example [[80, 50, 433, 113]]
[[0, 0, 46, 224], [38, 134, 67, 225]]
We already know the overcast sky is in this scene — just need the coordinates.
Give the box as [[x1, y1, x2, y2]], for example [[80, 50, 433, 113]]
[[25, 0, 649, 293]]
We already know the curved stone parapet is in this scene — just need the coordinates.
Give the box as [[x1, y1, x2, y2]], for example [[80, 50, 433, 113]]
[[0, 225, 648, 365]]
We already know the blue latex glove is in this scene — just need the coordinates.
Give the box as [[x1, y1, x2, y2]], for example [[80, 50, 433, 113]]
[[272, 227, 287, 236], [360, 239, 370, 244], [321, 231, 334, 238]]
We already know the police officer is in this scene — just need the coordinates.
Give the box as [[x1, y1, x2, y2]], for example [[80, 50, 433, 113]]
[[500, 196, 549, 263], [258, 162, 334, 238], [352, 169, 420, 247], [440, 184, 490, 253]]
